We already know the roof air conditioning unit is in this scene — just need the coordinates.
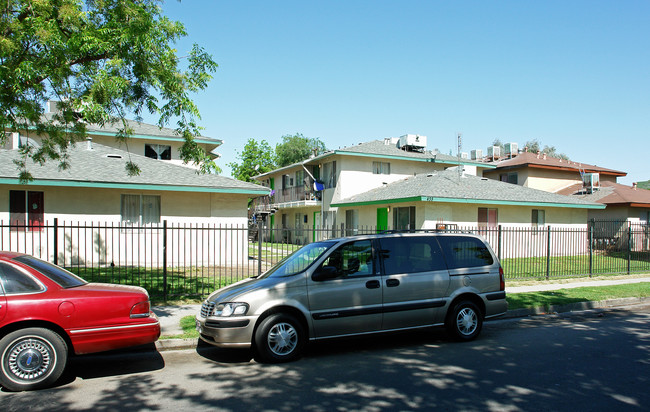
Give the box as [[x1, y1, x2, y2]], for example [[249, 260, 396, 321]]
[[505, 142, 518, 157], [398, 134, 427, 152], [582, 173, 600, 194], [461, 152, 469, 159], [487, 146, 501, 159], [470, 149, 483, 160]]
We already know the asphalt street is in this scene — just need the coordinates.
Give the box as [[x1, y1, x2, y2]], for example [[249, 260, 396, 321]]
[[2, 303, 649, 411]]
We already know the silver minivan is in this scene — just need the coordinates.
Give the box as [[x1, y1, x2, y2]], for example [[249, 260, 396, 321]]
[[196, 232, 507, 362]]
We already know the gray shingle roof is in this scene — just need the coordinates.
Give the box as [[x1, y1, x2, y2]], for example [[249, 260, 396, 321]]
[[334, 140, 492, 167], [0, 142, 268, 194], [41, 113, 222, 145], [332, 169, 604, 209]]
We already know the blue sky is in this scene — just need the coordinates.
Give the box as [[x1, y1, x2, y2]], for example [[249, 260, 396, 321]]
[[160, 0, 649, 184]]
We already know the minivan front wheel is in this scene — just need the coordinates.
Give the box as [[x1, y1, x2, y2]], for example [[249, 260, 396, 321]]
[[254, 313, 305, 363], [446, 300, 483, 341]]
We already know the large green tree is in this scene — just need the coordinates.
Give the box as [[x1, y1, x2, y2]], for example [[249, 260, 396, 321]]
[[227, 138, 275, 183], [1, 0, 218, 181], [524, 139, 569, 160], [275, 133, 327, 167]]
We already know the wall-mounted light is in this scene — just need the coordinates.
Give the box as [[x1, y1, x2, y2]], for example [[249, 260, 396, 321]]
[[387, 206, 391, 213]]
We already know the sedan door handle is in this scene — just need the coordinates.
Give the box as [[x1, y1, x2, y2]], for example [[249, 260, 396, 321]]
[[386, 278, 400, 287], [366, 280, 380, 289]]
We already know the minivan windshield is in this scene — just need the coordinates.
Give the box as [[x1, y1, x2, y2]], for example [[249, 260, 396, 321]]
[[259, 241, 336, 278]]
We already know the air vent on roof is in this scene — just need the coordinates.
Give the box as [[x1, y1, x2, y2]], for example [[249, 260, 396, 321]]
[[106, 154, 123, 159], [470, 149, 483, 160], [582, 172, 600, 194]]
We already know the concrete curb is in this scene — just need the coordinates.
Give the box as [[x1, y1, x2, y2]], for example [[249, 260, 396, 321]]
[[500, 296, 650, 319], [156, 337, 199, 352], [154, 297, 650, 352]]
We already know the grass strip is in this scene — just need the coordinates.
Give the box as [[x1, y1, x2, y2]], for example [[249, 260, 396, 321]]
[[506, 283, 650, 310]]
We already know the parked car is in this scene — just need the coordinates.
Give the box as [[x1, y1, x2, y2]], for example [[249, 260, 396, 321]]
[[196, 232, 507, 362], [0, 252, 160, 391]]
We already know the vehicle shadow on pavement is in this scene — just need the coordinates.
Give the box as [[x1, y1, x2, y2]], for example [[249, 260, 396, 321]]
[[64, 343, 165, 382], [195, 339, 255, 363]]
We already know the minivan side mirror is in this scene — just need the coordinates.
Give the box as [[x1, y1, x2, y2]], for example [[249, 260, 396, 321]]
[[312, 265, 340, 281]]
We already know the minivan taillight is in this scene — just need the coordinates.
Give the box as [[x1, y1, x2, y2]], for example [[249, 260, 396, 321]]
[[499, 266, 505, 291]]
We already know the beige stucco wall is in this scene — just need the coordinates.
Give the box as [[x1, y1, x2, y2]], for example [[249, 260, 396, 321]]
[[0, 185, 249, 225], [0, 185, 252, 265]]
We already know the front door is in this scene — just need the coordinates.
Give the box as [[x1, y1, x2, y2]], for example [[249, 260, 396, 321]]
[[307, 239, 381, 338], [377, 208, 388, 232]]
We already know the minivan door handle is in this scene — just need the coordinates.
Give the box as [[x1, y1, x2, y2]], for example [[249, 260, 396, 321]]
[[366, 280, 380, 289], [386, 278, 400, 287]]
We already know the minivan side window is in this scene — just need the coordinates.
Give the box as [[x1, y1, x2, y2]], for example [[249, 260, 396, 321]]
[[436, 236, 494, 269], [319, 240, 374, 278], [379, 236, 447, 275]]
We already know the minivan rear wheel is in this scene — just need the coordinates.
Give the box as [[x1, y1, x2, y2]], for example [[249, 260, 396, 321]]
[[254, 313, 305, 363], [446, 300, 483, 341]]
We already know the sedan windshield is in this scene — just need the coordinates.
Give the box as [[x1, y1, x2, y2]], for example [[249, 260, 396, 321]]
[[259, 241, 336, 278], [13, 255, 88, 288]]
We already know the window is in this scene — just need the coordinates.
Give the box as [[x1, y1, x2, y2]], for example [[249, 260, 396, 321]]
[[346, 209, 359, 235], [436, 236, 494, 269], [9, 190, 44, 231], [319, 240, 374, 278], [393, 206, 415, 231], [0, 262, 45, 294], [380, 236, 446, 275], [478, 207, 498, 228], [532, 209, 546, 228], [322, 161, 337, 189], [499, 172, 518, 184], [14, 255, 87, 288], [120, 194, 161, 225], [372, 161, 391, 175], [144, 144, 171, 160]]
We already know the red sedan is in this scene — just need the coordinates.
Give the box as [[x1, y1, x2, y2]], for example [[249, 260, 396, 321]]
[[0, 252, 160, 391]]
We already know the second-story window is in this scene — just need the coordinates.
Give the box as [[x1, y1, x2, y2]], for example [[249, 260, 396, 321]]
[[322, 161, 337, 189], [373, 161, 390, 175], [145, 144, 171, 160]]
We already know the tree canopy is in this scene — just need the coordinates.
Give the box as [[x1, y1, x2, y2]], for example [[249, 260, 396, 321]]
[[1, 0, 218, 181], [227, 138, 275, 183], [275, 133, 327, 167], [523, 139, 569, 160]]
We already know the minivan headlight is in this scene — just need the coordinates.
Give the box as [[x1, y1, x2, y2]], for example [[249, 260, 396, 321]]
[[215, 302, 249, 317]]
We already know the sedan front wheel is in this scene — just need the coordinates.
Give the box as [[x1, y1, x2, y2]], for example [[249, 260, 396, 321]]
[[0, 327, 68, 391]]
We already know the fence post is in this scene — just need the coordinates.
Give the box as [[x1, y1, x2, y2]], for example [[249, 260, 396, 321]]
[[52, 217, 59, 265], [53, 218, 58, 265], [258, 218, 263, 276], [588, 221, 593, 277], [497, 225, 502, 260], [546, 225, 551, 280], [627, 221, 632, 275], [163, 220, 168, 302]]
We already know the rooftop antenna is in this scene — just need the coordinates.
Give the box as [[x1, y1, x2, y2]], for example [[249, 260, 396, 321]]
[[457, 132, 462, 181]]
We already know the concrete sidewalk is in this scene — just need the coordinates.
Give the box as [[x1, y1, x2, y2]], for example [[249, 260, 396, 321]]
[[152, 276, 650, 350]]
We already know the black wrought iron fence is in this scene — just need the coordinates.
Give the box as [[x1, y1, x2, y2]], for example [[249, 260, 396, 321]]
[[1, 219, 649, 301]]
